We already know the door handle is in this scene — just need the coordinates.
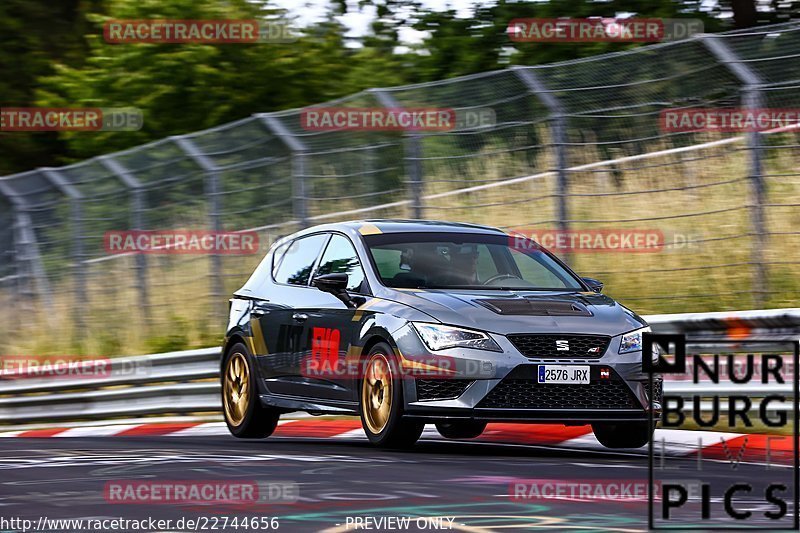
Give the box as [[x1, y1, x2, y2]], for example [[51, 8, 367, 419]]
[[292, 313, 308, 322]]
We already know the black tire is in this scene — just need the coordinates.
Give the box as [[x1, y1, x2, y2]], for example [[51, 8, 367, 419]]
[[435, 421, 487, 439], [591, 421, 653, 448], [222, 343, 280, 438], [359, 342, 424, 448]]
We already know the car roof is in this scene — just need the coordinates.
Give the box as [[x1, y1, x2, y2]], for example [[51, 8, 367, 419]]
[[290, 219, 506, 239]]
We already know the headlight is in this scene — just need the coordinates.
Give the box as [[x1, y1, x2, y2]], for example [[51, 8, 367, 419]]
[[411, 323, 502, 352], [619, 326, 651, 354]]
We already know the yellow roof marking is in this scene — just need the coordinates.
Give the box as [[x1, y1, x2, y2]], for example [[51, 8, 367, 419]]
[[358, 223, 383, 235]]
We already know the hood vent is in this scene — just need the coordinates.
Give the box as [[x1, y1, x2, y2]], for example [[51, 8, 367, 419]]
[[476, 299, 592, 316]]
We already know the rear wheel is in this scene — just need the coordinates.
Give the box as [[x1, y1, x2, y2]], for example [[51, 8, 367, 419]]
[[222, 343, 280, 438], [435, 421, 487, 439], [360, 343, 424, 448], [591, 421, 652, 448]]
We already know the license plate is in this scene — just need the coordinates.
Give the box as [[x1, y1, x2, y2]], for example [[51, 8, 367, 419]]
[[537, 365, 590, 384]]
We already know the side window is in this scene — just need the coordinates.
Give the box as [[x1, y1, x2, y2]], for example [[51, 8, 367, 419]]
[[271, 240, 292, 278], [316, 234, 366, 292], [274, 234, 329, 286]]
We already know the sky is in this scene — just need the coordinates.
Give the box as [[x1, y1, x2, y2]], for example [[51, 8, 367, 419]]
[[270, 1, 737, 44], [272, 0, 483, 43]]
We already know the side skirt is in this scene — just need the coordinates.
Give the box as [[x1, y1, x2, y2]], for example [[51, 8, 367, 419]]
[[259, 393, 359, 416]]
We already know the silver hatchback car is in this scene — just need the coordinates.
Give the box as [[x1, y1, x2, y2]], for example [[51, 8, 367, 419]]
[[222, 220, 661, 448]]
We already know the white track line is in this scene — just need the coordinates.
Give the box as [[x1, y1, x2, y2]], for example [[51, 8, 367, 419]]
[[56, 424, 140, 437], [331, 428, 367, 440], [561, 428, 744, 456], [165, 422, 229, 437]]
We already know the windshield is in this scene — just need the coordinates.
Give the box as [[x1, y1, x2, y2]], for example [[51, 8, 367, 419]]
[[364, 232, 584, 290]]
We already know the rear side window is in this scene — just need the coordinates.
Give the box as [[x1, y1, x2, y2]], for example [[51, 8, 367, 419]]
[[271, 240, 292, 278], [274, 234, 328, 286], [316, 234, 366, 292]]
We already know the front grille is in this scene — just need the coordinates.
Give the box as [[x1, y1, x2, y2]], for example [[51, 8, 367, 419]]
[[477, 379, 639, 410], [416, 379, 474, 401], [508, 334, 610, 359]]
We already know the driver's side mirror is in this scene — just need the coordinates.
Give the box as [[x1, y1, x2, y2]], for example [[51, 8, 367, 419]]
[[312, 273, 359, 308], [582, 277, 604, 293], [312, 272, 348, 294]]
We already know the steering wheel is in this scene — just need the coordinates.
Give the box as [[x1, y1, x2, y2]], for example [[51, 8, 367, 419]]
[[483, 273, 523, 286]]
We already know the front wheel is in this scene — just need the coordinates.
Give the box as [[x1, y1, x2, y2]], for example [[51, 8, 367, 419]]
[[222, 343, 280, 438], [591, 421, 653, 448], [435, 421, 487, 439], [359, 343, 424, 448]]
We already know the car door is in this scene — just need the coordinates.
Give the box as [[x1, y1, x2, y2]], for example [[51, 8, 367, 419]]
[[253, 233, 330, 397], [300, 233, 368, 401]]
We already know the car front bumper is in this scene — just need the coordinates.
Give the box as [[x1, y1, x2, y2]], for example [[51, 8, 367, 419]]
[[395, 325, 662, 423]]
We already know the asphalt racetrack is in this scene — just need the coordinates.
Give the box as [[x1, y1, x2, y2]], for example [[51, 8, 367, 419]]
[[0, 426, 794, 532]]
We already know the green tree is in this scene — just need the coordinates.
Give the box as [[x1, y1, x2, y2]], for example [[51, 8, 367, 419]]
[[0, 0, 102, 175], [33, 0, 358, 160]]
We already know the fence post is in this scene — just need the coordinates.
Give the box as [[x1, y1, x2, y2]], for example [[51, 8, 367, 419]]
[[0, 181, 34, 314], [512, 66, 570, 243], [12, 209, 53, 306], [702, 35, 768, 307], [98, 155, 150, 324], [41, 168, 86, 335], [370, 89, 424, 219], [173, 137, 225, 321], [9, 208, 27, 306], [257, 114, 309, 229], [0, 177, 53, 309], [0, 180, 19, 297]]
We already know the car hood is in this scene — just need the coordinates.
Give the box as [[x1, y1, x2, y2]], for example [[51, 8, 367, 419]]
[[379, 288, 646, 336]]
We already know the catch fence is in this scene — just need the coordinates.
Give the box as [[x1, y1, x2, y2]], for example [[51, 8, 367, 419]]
[[1, 23, 799, 352]]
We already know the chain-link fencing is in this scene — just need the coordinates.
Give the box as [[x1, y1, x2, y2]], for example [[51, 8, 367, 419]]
[[1, 23, 798, 354]]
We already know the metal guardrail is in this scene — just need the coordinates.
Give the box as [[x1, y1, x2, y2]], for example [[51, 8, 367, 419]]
[[0, 309, 797, 424], [646, 308, 800, 340], [0, 348, 220, 423]]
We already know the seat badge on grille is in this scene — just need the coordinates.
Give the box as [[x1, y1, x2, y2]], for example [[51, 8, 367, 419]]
[[556, 340, 570, 351]]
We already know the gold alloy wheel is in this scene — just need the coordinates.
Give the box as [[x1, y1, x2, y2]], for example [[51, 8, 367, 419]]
[[362, 353, 393, 434], [223, 352, 250, 426]]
